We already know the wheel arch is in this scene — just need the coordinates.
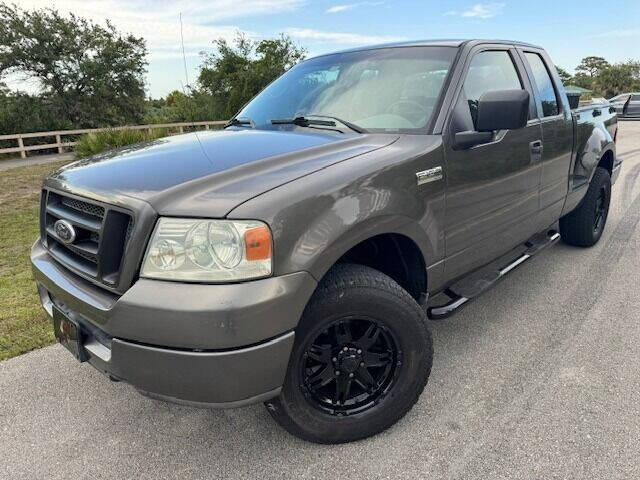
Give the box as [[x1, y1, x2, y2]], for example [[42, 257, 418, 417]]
[[596, 147, 615, 177], [304, 217, 432, 301]]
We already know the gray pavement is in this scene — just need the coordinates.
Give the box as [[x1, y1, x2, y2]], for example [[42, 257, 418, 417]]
[[0, 152, 75, 171], [2, 122, 640, 479]]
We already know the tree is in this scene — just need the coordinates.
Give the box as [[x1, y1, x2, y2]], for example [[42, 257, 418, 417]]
[[571, 73, 594, 90], [593, 61, 640, 98], [198, 33, 306, 119], [0, 89, 70, 135], [555, 66, 572, 85], [575, 56, 609, 77], [0, 2, 147, 130]]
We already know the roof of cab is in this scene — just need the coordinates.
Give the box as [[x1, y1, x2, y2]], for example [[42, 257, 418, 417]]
[[309, 39, 543, 59]]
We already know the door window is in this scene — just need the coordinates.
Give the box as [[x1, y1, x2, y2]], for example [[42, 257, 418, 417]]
[[463, 51, 524, 128], [524, 53, 560, 117]]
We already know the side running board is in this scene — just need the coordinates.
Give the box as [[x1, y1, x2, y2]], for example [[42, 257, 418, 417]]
[[427, 231, 560, 320]]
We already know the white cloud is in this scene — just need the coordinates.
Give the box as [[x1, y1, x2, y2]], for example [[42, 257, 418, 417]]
[[327, 5, 354, 13], [14, 0, 305, 59], [326, 2, 384, 14], [445, 3, 505, 19], [285, 28, 406, 46]]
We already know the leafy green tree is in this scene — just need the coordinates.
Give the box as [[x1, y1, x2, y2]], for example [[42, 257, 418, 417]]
[[0, 2, 147, 131], [0, 89, 71, 135], [166, 90, 189, 107], [571, 73, 594, 90], [555, 66, 572, 85], [198, 33, 306, 119], [571, 73, 595, 90], [594, 61, 640, 98], [575, 56, 609, 77]]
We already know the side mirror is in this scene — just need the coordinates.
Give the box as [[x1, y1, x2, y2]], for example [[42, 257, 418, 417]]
[[454, 89, 530, 149], [476, 89, 529, 131]]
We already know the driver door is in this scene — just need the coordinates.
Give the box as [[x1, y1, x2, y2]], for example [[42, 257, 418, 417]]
[[443, 47, 543, 279]]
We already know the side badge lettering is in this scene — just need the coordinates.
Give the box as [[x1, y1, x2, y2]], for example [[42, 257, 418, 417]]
[[416, 166, 443, 186]]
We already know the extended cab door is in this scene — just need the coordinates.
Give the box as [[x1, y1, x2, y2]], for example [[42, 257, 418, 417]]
[[518, 49, 573, 231], [442, 46, 543, 280]]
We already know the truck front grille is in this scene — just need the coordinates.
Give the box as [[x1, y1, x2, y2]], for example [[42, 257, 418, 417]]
[[41, 189, 133, 288]]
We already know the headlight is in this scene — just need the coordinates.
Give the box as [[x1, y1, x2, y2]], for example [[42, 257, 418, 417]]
[[141, 218, 272, 282]]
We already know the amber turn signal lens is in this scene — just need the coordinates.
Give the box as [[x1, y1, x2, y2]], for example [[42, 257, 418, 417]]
[[244, 226, 272, 261]]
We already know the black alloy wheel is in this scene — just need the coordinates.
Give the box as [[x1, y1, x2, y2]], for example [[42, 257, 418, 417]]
[[593, 185, 608, 234], [301, 317, 400, 416]]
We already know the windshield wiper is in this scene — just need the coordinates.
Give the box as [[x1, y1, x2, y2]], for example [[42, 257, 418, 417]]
[[270, 115, 367, 134], [224, 117, 254, 129], [306, 115, 368, 134]]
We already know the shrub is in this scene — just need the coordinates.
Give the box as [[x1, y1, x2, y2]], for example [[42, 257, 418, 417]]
[[74, 128, 169, 158]]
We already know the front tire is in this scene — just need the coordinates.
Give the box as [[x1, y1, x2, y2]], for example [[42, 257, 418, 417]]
[[265, 263, 432, 444], [560, 166, 611, 247]]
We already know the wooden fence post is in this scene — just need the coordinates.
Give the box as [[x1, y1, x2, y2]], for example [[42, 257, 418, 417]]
[[17, 136, 26, 159], [179, 126, 184, 133], [56, 134, 63, 154]]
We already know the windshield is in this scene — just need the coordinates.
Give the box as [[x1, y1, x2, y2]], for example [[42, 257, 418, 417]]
[[237, 46, 458, 133]]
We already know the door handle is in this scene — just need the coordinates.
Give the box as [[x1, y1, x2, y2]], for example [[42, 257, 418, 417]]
[[530, 140, 543, 155]]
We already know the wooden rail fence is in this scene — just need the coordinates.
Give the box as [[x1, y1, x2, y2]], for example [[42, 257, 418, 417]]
[[0, 121, 227, 159]]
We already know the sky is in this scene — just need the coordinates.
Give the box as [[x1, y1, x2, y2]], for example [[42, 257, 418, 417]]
[[12, 0, 640, 98]]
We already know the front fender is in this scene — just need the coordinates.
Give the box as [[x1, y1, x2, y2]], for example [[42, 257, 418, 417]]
[[288, 213, 435, 282], [228, 136, 446, 286]]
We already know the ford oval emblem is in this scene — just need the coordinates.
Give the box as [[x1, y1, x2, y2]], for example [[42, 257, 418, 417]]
[[54, 219, 76, 245]]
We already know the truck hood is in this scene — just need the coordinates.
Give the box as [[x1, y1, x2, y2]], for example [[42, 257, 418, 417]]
[[48, 129, 398, 216]]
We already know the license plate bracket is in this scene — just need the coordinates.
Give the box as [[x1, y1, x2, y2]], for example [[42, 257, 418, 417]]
[[53, 306, 88, 362]]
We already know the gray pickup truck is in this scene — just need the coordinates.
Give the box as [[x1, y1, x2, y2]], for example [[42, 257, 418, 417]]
[[32, 39, 620, 444]]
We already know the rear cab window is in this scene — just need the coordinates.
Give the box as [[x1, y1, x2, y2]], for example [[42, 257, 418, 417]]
[[523, 52, 560, 117]]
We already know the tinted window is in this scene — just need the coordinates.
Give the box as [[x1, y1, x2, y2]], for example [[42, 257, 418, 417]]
[[238, 46, 457, 133], [463, 51, 523, 128], [525, 53, 559, 117], [631, 94, 640, 101]]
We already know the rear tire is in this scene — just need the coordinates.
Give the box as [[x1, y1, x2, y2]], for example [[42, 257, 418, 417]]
[[560, 166, 611, 247], [265, 263, 432, 444]]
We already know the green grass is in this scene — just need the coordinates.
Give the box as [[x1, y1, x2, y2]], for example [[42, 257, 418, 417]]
[[74, 128, 170, 158], [0, 161, 70, 361]]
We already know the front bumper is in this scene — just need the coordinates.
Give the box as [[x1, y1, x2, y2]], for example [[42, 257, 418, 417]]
[[31, 240, 317, 407]]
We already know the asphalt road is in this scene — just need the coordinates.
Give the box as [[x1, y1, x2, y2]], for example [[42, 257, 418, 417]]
[[2, 121, 640, 480]]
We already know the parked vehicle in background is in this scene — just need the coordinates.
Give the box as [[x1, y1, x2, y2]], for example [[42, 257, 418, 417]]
[[609, 92, 640, 117], [32, 39, 620, 444]]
